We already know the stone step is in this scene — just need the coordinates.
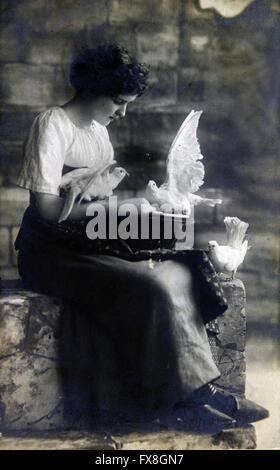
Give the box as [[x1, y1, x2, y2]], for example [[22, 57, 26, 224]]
[[0, 278, 247, 434], [0, 426, 256, 450]]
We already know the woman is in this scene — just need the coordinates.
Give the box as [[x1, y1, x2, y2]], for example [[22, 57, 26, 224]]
[[15, 44, 268, 430]]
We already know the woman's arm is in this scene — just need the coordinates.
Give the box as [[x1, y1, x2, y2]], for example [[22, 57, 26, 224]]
[[32, 192, 110, 222], [32, 192, 155, 222]]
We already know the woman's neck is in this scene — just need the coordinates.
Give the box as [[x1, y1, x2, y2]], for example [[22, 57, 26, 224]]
[[61, 95, 95, 129]]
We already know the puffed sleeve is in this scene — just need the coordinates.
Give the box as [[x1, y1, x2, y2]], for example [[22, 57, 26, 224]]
[[17, 108, 74, 196]]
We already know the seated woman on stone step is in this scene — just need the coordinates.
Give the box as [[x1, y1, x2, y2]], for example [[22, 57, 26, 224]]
[[15, 43, 268, 430]]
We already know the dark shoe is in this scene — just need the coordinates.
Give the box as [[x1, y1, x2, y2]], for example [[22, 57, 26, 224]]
[[190, 404, 237, 431], [187, 384, 269, 425], [228, 395, 269, 425], [168, 403, 236, 433]]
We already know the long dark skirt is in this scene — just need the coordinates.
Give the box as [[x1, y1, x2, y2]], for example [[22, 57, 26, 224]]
[[15, 207, 226, 425]]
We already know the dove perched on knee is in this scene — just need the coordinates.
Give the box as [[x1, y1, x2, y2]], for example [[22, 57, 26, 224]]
[[146, 110, 222, 215], [208, 217, 249, 280], [58, 161, 128, 223]]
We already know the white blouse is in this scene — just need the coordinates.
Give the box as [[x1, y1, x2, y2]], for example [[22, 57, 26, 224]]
[[17, 107, 114, 196]]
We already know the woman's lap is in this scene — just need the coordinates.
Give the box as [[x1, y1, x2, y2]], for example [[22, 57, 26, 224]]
[[18, 243, 220, 419]]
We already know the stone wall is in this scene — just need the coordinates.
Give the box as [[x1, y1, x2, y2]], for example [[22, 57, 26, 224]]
[[0, 0, 279, 196], [0, 0, 279, 274]]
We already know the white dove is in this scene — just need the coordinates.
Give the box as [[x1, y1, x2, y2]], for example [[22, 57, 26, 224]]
[[146, 180, 191, 215], [58, 161, 128, 223], [208, 217, 249, 280], [146, 110, 222, 215]]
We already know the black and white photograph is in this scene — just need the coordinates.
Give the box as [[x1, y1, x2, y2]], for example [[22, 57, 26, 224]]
[[0, 0, 279, 453]]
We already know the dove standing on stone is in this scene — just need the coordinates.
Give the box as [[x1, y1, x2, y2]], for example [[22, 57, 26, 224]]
[[208, 217, 249, 280], [146, 110, 222, 215], [58, 161, 128, 223]]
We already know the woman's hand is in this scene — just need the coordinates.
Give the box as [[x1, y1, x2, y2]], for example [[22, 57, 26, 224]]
[[119, 197, 158, 214]]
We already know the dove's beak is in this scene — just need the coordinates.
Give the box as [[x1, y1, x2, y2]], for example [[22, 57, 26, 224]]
[[125, 170, 130, 176]]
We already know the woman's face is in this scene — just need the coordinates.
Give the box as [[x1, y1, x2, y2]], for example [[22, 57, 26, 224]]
[[88, 94, 137, 126]]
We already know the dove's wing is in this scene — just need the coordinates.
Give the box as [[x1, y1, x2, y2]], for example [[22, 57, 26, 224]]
[[165, 110, 203, 193], [58, 161, 116, 222], [240, 240, 248, 260], [213, 245, 237, 273], [58, 185, 81, 223], [78, 160, 116, 202], [60, 168, 91, 188], [223, 254, 240, 273]]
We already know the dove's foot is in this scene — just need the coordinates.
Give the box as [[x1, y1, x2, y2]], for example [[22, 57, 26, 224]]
[[185, 383, 269, 425], [219, 273, 235, 282]]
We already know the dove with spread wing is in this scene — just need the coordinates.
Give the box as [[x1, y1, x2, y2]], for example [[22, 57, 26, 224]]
[[58, 161, 129, 223], [146, 110, 222, 215], [208, 217, 249, 280]]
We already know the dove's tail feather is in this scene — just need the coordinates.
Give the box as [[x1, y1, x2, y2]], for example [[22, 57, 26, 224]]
[[241, 240, 248, 259], [224, 217, 249, 249], [58, 187, 80, 223]]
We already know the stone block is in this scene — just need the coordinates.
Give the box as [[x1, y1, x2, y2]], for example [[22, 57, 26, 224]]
[[219, 280, 246, 351], [24, 31, 89, 99], [52, 67, 74, 106], [0, 24, 22, 62], [0, 353, 65, 431], [214, 360, 246, 396], [109, 0, 180, 24], [0, 267, 20, 281], [0, 106, 29, 142], [134, 68, 177, 110], [212, 425, 257, 450], [212, 31, 267, 68], [0, 188, 29, 226], [178, 21, 216, 69], [86, 23, 138, 57], [209, 279, 247, 396], [0, 276, 248, 432], [0, 227, 10, 267], [13, 0, 108, 33], [204, 65, 256, 99], [0, 296, 29, 354], [0, 141, 23, 187], [0, 64, 56, 106], [0, 291, 66, 431], [24, 297, 62, 358], [178, 67, 205, 102], [25, 35, 70, 65], [130, 112, 186, 154], [190, 34, 210, 52], [136, 24, 179, 67]]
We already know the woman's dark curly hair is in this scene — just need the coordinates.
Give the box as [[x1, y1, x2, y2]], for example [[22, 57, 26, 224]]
[[69, 44, 150, 98]]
